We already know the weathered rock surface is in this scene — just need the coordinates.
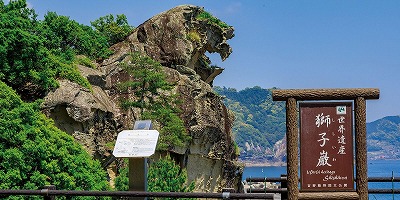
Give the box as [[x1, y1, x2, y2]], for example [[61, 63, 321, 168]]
[[101, 4, 234, 85], [41, 78, 121, 159], [42, 5, 242, 192]]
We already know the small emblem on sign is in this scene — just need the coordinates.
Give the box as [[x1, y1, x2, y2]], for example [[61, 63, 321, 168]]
[[336, 106, 346, 115]]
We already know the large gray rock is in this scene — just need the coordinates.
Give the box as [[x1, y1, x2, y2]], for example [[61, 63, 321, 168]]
[[42, 5, 242, 192], [41, 78, 121, 158], [101, 4, 234, 85]]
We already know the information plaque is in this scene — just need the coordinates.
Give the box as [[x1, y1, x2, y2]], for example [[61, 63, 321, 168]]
[[300, 102, 354, 191], [113, 130, 159, 158]]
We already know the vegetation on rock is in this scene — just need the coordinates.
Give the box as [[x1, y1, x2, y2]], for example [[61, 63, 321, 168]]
[[118, 52, 191, 150], [114, 162, 129, 191], [41, 11, 112, 60], [91, 14, 134, 45], [196, 10, 230, 29]]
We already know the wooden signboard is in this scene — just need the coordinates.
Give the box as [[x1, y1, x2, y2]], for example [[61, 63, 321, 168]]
[[300, 102, 354, 191]]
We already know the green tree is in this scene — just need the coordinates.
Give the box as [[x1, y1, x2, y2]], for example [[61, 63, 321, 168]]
[[118, 52, 173, 114], [41, 11, 112, 60], [91, 14, 133, 45], [0, 0, 58, 96], [0, 81, 110, 199], [0, 0, 98, 98], [118, 52, 190, 150], [148, 155, 195, 200]]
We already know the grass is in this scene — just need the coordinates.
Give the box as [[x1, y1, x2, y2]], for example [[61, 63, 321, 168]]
[[75, 55, 97, 69], [196, 11, 231, 29]]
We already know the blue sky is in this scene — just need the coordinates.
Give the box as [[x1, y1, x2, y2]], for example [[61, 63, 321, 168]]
[[28, 0, 400, 122]]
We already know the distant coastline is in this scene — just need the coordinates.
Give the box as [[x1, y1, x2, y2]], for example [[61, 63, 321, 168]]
[[242, 161, 287, 167], [242, 158, 400, 167]]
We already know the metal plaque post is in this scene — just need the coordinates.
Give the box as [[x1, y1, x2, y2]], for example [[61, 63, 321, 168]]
[[113, 120, 158, 200]]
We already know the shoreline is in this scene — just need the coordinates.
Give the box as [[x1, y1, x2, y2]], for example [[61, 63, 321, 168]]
[[241, 158, 400, 167], [241, 161, 287, 167]]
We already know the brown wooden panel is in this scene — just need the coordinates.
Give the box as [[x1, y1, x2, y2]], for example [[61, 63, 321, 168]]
[[300, 102, 354, 192]]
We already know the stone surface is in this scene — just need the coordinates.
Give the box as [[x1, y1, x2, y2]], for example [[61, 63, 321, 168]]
[[101, 4, 234, 85], [41, 5, 242, 192], [41, 78, 121, 158]]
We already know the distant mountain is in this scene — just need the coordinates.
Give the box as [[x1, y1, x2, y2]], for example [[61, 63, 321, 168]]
[[215, 86, 400, 163], [367, 115, 400, 159], [214, 86, 286, 163]]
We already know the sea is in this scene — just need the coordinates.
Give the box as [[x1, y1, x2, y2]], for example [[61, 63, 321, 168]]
[[243, 159, 400, 200]]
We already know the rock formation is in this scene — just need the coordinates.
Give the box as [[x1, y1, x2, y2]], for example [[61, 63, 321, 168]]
[[42, 5, 242, 192], [101, 5, 233, 85]]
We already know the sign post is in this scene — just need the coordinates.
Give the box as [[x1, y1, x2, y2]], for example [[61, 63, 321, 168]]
[[300, 103, 354, 191], [113, 120, 158, 199], [272, 88, 380, 200]]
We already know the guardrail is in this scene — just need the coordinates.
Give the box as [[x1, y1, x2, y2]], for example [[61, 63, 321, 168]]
[[0, 188, 274, 199], [245, 175, 400, 199], [1, 176, 398, 199]]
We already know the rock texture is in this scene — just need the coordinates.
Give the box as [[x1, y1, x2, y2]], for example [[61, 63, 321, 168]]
[[41, 79, 121, 159], [101, 4, 234, 85], [42, 5, 242, 192]]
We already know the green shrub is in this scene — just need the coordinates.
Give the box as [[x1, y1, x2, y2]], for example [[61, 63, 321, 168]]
[[91, 14, 134, 45], [114, 165, 129, 191], [115, 155, 195, 199], [0, 81, 110, 199], [75, 55, 97, 69], [48, 54, 93, 92], [234, 142, 240, 156], [148, 155, 195, 200], [0, 0, 110, 97], [42, 11, 113, 60]]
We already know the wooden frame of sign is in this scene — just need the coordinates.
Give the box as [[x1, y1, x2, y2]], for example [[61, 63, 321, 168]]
[[272, 88, 380, 200]]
